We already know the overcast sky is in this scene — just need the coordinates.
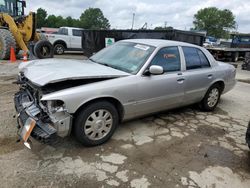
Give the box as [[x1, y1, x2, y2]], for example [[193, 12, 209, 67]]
[[26, 0, 250, 32]]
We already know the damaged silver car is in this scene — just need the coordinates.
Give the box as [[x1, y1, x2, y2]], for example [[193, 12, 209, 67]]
[[14, 39, 236, 147]]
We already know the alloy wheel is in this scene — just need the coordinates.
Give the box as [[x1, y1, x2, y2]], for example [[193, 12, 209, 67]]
[[207, 88, 219, 107]]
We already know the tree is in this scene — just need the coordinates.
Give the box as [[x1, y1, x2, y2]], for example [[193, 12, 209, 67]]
[[65, 16, 74, 27], [36, 8, 47, 28], [45, 15, 67, 28], [56, 16, 67, 28], [65, 16, 82, 27], [45, 15, 57, 27], [193, 7, 236, 38], [80, 8, 110, 29], [36, 7, 110, 29]]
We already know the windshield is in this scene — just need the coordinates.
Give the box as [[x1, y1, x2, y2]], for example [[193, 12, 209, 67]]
[[0, 0, 14, 15], [0, 0, 7, 12], [90, 42, 155, 74], [0, 0, 24, 16]]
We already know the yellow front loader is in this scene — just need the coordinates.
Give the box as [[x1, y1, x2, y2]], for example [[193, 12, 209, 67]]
[[0, 0, 53, 60]]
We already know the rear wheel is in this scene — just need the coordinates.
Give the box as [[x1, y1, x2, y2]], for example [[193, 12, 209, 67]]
[[199, 84, 221, 111], [0, 29, 16, 60], [74, 101, 119, 146]]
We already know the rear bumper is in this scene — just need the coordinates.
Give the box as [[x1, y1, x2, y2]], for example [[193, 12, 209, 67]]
[[14, 90, 57, 143], [246, 122, 250, 148]]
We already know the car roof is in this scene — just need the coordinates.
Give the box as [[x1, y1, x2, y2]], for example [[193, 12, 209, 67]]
[[60, 27, 83, 30], [121, 39, 199, 48]]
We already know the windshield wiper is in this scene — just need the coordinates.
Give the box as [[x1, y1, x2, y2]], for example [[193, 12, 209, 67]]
[[99, 63, 112, 67], [89, 59, 113, 68], [89, 58, 112, 68], [100, 63, 131, 73], [89, 59, 131, 73], [89, 58, 96, 63]]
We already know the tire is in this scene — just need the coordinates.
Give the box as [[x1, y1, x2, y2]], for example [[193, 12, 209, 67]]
[[246, 122, 250, 149], [0, 29, 16, 60], [54, 43, 65, 55], [74, 101, 119, 146], [199, 84, 221, 111], [232, 52, 239, 62], [34, 40, 54, 59]]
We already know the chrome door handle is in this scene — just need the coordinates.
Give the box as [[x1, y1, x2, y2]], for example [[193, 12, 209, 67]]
[[177, 78, 185, 83]]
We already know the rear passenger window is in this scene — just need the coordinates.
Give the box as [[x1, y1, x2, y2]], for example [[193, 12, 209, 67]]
[[197, 50, 210, 68], [72, 29, 82, 37], [150, 47, 181, 72], [183, 47, 210, 70]]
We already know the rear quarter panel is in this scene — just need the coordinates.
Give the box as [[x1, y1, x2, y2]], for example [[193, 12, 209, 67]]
[[212, 62, 236, 94]]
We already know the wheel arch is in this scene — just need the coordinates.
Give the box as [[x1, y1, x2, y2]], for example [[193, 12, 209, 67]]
[[208, 80, 225, 93], [53, 40, 67, 49], [73, 97, 125, 123]]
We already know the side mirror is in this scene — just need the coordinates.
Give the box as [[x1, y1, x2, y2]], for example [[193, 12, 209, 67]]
[[149, 65, 164, 75]]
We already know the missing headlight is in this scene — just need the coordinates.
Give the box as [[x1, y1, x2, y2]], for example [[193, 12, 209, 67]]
[[47, 100, 65, 113], [45, 100, 72, 137]]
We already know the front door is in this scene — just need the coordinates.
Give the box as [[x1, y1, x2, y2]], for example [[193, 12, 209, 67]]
[[135, 46, 185, 116]]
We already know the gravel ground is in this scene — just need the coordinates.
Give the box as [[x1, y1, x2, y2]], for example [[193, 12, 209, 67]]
[[0, 56, 250, 188]]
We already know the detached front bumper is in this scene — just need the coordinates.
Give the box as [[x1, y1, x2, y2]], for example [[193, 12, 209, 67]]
[[246, 122, 250, 149], [14, 90, 57, 144]]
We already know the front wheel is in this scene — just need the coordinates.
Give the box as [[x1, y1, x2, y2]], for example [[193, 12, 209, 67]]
[[54, 44, 65, 55], [199, 84, 221, 111], [74, 101, 119, 146]]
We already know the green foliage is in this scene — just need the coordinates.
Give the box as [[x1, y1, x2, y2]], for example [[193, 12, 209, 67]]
[[36, 8, 47, 28], [45, 15, 66, 28], [36, 7, 110, 29], [193, 7, 236, 38], [80, 8, 110, 29]]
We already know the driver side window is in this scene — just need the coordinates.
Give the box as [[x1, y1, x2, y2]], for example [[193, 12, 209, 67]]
[[150, 46, 181, 72]]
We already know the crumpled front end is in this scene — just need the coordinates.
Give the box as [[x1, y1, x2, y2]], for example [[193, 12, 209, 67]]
[[14, 73, 72, 145]]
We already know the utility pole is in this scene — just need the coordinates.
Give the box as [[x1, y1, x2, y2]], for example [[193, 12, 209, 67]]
[[164, 21, 167, 29], [131, 13, 135, 30]]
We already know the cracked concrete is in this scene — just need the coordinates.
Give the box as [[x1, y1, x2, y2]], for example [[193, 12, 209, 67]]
[[0, 60, 250, 188]]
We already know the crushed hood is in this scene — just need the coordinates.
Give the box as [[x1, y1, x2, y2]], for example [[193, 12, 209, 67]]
[[19, 59, 130, 86]]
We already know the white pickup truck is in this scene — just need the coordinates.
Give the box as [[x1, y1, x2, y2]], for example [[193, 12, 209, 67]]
[[46, 27, 84, 55]]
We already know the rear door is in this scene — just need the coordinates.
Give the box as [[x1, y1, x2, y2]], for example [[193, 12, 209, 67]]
[[70, 29, 83, 49], [181, 46, 215, 104], [135, 46, 185, 116]]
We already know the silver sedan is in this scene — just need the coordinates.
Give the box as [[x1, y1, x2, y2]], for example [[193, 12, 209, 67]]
[[15, 39, 236, 147]]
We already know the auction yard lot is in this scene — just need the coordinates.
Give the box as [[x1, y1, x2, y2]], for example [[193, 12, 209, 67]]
[[0, 55, 250, 188]]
